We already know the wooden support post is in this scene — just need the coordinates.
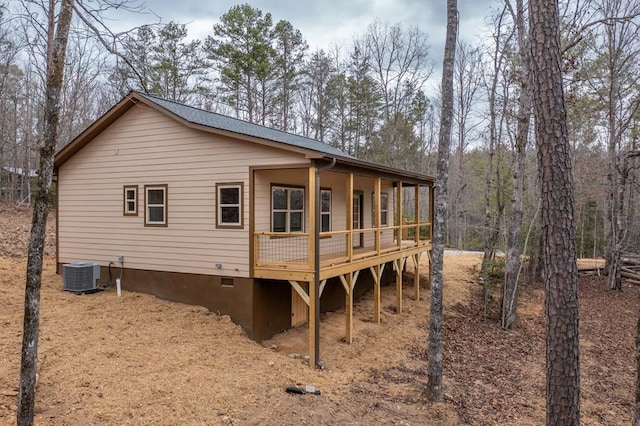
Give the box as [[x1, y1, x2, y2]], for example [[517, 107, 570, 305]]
[[347, 173, 353, 262], [394, 258, 405, 314], [344, 273, 354, 344], [339, 274, 349, 292], [375, 178, 381, 254], [308, 279, 317, 367], [415, 184, 420, 245], [308, 167, 316, 271], [249, 168, 256, 277], [308, 166, 318, 368], [370, 264, 382, 324], [397, 181, 403, 249], [414, 253, 421, 300]]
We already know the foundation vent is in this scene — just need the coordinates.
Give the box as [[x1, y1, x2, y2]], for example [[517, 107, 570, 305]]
[[63, 262, 100, 293]]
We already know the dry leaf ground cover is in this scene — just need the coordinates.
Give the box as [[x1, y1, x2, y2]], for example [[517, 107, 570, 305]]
[[0, 203, 635, 425]]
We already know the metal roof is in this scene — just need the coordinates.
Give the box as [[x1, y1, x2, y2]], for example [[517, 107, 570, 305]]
[[135, 92, 350, 158], [55, 91, 433, 184]]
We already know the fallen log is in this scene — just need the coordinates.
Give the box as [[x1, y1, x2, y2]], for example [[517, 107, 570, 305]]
[[578, 267, 603, 274], [621, 270, 640, 281], [623, 278, 640, 286], [622, 258, 640, 266]]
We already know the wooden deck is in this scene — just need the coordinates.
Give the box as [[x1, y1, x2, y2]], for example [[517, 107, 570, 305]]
[[252, 224, 431, 282]]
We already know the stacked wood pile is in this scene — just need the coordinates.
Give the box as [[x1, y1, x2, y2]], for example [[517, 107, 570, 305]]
[[577, 259, 604, 275], [622, 253, 640, 285]]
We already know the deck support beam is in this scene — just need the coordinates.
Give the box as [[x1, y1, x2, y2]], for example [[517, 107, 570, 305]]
[[393, 257, 406, 314], [397, 181, 403, 250], [288, 280, 310, 306], [413, 253, 421, 300], [319, 279, 327, 297], [308, 165, 318, 369], [346, 273, 353, 343], [308, 279, 317, 368], [370, 263, 385, 323], [346, 173, 353, 262], [340, 271, 360, 343], [375, 178, 381, 254], [415, 185, 421, 300]]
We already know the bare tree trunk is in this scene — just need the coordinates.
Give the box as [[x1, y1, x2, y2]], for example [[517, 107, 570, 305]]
[[426, 0, 457, 402], [635, 307, 640, 425], [502, 141, 526, 329], [596, 0, 640, 290], [481, 5, 510, 314], [18, 1, 74, 424], [529, 0, 580, 424], [481, 128, 496, 313], [529, 220, 542, 285], [592, 202, 598, 258], [605, 95, 622, 290], [502, 0, 531, 330]]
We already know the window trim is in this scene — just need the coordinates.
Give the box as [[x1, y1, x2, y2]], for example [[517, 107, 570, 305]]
[[270, 184, 305, 233], [380, 192, 389, 227], [372, 191, 390, 227], [144, 184, 168, 227], [216, 182, 244, 229], [320, 187, 331, 233], [123, 185, 138, 216]]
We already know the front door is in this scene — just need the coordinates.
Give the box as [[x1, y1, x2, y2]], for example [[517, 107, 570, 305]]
[[353, 192, 364, 248]]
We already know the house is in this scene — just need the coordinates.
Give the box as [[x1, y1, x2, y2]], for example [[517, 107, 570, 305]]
[[1, 166, 37, 203], [54, 91, 434, 368]]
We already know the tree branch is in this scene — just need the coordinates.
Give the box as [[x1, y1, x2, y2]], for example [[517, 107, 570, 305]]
[[72, 1, 153, 93], [562, 14, 640, 54]]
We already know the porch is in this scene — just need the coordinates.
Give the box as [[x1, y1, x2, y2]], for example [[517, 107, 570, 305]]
[[253, 225, 432, 282], [249, 161, 434, 368]]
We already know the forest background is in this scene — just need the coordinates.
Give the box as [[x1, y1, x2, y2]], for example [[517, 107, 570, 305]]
[[1, 0, 639, 292]]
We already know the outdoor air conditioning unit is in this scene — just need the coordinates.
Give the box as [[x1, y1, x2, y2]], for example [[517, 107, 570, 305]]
[[62, 262, 100, 293]]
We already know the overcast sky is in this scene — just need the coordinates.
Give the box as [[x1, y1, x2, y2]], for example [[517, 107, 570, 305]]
[[108, 0, 492, 67]]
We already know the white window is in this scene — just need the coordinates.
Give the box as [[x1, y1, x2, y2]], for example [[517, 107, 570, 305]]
[[380, 193, 389, 226], [321, 189, 331, 232], [372, 192, 389, 227], [123, 185, 138, 216], [145, 185, 167, 226], [217, 183, 243, 228], [272, 186, 304, 232]]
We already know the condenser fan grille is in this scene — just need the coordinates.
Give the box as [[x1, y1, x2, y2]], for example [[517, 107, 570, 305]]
[[63, 262, 100, 293]]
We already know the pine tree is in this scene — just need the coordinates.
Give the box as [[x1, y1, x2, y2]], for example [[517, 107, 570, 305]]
[[529, 0, 580, 423]]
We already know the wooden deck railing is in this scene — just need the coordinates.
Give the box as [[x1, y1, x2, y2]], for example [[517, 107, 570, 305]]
[[253, 221, 431, 272]]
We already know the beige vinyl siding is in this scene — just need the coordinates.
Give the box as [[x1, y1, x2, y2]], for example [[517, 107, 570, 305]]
[[58, 104, 307, 277]]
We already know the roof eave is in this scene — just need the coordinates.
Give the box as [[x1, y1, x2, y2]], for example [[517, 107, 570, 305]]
[[321, 155, 434, 184]]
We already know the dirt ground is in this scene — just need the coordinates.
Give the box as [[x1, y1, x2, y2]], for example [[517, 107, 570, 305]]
[[0, 204, 635, 425]]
